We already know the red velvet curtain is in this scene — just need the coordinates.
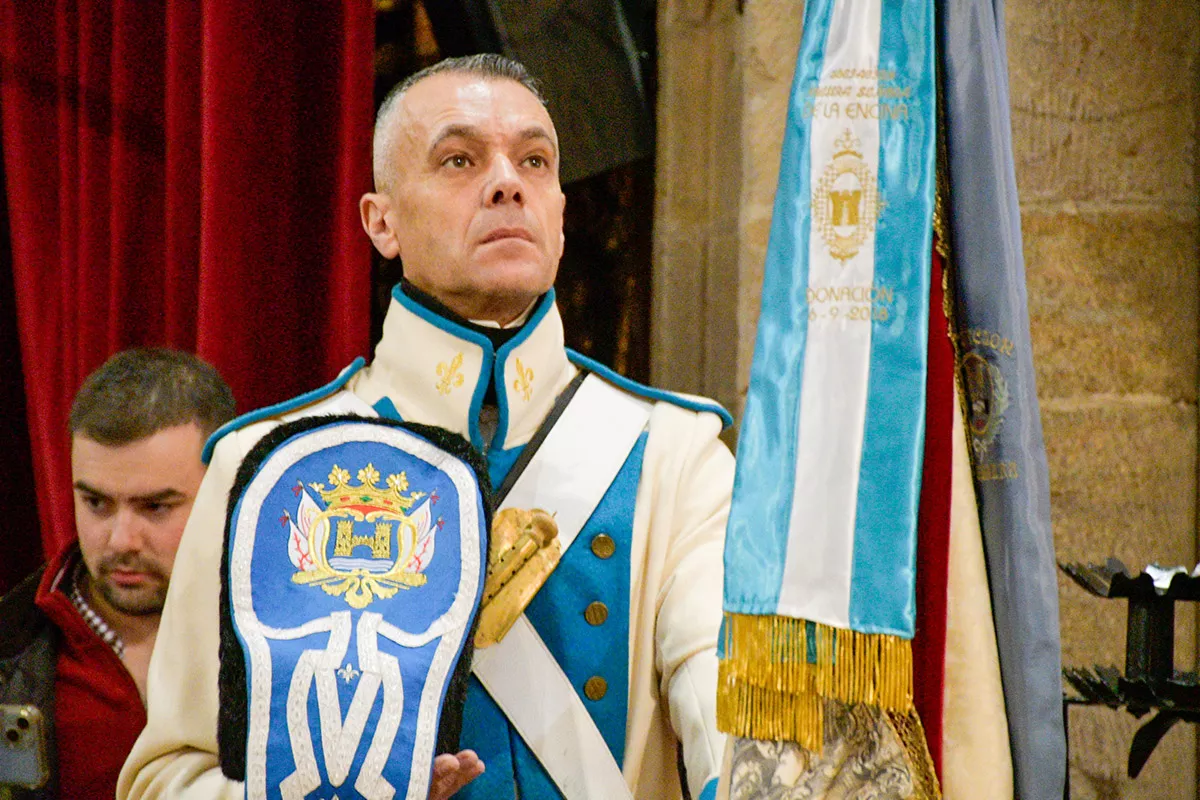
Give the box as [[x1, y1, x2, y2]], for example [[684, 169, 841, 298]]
[[0, 1, 375, 563]]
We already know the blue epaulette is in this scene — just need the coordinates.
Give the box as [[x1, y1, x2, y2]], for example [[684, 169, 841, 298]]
[[566, 350, 734, 429], [201, 357, 367, 464]]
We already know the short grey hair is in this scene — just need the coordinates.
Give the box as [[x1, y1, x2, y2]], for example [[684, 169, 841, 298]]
[[372, 54, 547, 193]]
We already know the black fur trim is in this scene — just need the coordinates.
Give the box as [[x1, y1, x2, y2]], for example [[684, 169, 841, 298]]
[[217, 414, 492, 781]]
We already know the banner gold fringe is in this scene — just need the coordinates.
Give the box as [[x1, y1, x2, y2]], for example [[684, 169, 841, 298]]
[[717, 612, 914, 750]]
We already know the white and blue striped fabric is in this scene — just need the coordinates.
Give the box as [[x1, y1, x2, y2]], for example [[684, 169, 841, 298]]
[[725, 0, 936, 638]]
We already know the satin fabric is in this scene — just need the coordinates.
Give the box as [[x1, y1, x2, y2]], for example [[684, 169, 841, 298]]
[[724, 0, 936, 638]]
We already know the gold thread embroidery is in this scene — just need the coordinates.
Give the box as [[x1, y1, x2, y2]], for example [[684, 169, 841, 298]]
[[812, 129, 883, 263], [290, 463, 431, 609], [436, 353, 466, 396], [512, 358, 534, 402]]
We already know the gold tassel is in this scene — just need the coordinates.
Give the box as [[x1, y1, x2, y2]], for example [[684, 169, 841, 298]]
[[717, 612, 916, 750]]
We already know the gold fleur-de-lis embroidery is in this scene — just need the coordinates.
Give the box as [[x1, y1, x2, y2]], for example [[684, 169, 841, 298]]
[[512, 358, 534, 402], [436, 353, 466, 395]]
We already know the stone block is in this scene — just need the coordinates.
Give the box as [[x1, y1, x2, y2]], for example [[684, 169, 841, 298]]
[[736, 0, 804, 414], [1066, 704, 1198, 800], [736, 208, 772, 405], [1047, 404, 1195, 575], [742, 0, 805, 86], [1024, 210, 1199, 400], [1007, 0, 1198, 204]]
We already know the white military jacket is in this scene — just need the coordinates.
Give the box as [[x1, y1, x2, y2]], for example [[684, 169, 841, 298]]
[[118, 288, 733, 800]]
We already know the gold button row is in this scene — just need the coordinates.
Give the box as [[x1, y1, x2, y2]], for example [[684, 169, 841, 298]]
[[582, 534, 616, 702], [583, 537, 614, 700]]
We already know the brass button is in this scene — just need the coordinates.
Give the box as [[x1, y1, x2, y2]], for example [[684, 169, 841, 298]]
[[584, 601, 608, 626], [590, 533, 616, 559], [584, 676, 608, 701]]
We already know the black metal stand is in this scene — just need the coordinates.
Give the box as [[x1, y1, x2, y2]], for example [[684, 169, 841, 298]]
[[1060, 558, 1200, 798]]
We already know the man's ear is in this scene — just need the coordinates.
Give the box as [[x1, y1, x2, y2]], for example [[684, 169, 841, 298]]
[[558, 190, 566, 251], [360, 192, 401, 259]]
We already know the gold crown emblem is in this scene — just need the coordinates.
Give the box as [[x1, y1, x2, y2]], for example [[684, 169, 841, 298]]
[[309, 463, 425, 515], [832, 129, 863, 160]]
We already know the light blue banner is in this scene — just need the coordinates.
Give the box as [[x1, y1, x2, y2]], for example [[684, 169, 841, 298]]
[[724, 0, 936, 639]]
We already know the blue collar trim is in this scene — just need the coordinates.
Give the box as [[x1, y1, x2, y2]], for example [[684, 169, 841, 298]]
[[390, 286, 494, 449], [491, 290, 556, 449], [565, 349, 734, 429], [201, 357, 367, 464]]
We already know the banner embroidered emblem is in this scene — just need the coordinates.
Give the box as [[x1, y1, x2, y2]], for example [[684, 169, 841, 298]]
[[962, 350, 1011, 458], [287, 463, 441, 609], [812, 129, 881, 263]]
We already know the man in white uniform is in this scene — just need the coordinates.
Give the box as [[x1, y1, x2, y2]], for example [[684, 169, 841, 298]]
[[119, 54, 733, 800]]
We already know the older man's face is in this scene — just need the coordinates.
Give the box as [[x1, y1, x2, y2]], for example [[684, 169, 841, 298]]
[[368, 73, 566, 325]]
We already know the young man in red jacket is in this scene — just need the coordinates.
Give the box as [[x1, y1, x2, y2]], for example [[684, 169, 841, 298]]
[[0, 348, 234, 798]]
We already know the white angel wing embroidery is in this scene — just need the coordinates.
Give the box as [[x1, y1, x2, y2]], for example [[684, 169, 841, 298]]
[[287, 487, 322, 572], [287, 518, 315, 572], [297, 488, 322, 536], [405, 499, 436, 573]]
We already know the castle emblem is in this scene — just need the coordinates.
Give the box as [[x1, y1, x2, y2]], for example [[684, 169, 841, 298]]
[[812, 129, 880, 262], [962, 350, 1011, 459], [284, 463, 440, 609]]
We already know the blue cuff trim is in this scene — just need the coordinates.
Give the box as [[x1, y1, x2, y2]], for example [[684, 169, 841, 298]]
[[698, 777, 719, 800], [566, 349, 734, 429], [201, 357, 366, 464], [373, 396, 402, 421]]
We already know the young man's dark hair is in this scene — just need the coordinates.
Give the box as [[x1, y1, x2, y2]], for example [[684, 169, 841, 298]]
[[0, 348, 234, 799], [69, 347, 236, 445]]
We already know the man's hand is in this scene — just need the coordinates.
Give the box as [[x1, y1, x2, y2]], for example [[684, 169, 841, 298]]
[[430, 750, 485, 799]]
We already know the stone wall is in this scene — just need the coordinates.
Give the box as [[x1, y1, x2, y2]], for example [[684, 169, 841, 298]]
[[657, 0, 1200, 796], [652, 0, 743, 419], [1011, 1, 1200, 796]]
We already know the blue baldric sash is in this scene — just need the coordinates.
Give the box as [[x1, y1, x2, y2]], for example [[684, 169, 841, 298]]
[[219, 415, 489, 800], [472, 373, 651, 800], [940, 0, 1066, 793]]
